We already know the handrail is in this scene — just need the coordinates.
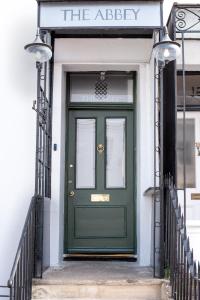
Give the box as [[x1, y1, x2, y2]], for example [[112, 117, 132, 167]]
[[0, 195, 43, 300], [8, 196, 36, 286], [165, 176, 200, 299]]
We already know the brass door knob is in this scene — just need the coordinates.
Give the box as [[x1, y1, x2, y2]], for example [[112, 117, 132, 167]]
[[69, 191, 75, 197], [97, 144, 104, 154]]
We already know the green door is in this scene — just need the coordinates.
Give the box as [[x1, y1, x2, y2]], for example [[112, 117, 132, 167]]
[[65, 109, 135, 254]]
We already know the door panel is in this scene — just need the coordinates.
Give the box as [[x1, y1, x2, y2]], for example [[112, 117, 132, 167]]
[[177, 112, 200, 221], [66, 110, 135, 253], [74, 206, 126, 238]]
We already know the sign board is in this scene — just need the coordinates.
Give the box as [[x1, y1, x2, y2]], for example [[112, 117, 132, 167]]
[[40, 2, 161, 28]]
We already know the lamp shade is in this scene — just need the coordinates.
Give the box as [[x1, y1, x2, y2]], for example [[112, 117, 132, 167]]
[[153, 27, 181, 65], [24, 30, 52, 63]]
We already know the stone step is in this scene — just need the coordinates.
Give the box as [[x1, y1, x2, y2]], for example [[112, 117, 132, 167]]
[[34, 298, 162, 300], [32, 280, 163, 300], [32, 262, 168, 300]]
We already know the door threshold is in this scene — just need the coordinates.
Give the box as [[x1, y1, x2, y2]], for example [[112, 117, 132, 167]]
[[63, 253, 137, 260]]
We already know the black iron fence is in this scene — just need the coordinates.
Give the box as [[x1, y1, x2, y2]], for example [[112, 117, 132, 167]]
[[0, 196, 44, 300], [165, 176, 200, 299]]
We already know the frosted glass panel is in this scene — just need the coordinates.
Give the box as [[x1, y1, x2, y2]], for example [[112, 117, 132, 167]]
[[106, 119, 126, 188], [177, 119, 196, 188], [70, 73, 133, 103], [76, 119, 95, 188]]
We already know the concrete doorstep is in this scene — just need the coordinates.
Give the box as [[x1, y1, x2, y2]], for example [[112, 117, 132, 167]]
[[32, 262, 171, 300]]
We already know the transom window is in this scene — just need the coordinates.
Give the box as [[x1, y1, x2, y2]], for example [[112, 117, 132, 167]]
[[68, 72, 134, 103]]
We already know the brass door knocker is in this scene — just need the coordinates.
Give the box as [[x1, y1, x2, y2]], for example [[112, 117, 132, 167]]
[[97, 144, 104, 154]]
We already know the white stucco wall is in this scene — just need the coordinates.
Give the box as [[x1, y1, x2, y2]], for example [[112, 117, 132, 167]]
[[0, 0, 198, 286], [0, 0, 37, 284]]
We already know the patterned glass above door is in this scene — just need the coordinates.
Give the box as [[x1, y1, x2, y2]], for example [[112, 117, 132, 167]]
[[69, 72, 134, 103]]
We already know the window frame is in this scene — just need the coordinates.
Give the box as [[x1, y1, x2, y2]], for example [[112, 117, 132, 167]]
[[177, 71, 200, 112], [66, 71, 136, 110]]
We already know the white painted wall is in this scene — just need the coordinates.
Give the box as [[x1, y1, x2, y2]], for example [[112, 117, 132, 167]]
[[0, 0, 37, 285], [177, 40, 200, 69], [187, 221, 200, 261]]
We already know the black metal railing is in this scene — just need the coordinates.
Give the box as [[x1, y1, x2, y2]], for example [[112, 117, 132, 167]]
[[0, 196, 43, 300], [165, 176, 200, 299]]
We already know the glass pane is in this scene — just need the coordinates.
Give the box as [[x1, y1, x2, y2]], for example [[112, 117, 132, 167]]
[[70, 72, 133, 103], [177, 73, 200, 107], [76, 119, 95, 188], [106, 118, 126, 188], [177, 118, 196, 188]]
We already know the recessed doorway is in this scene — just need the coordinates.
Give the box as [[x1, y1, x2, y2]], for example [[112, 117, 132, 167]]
[[64, 71, 136, 254]]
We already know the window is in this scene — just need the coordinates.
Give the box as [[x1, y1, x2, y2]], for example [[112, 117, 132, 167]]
[[177, 118, 196, 188], [76, 119, 96, 188], [106, 118, 126, 188], [177, 72, 200, 109], [69, 72, 134, 103]]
